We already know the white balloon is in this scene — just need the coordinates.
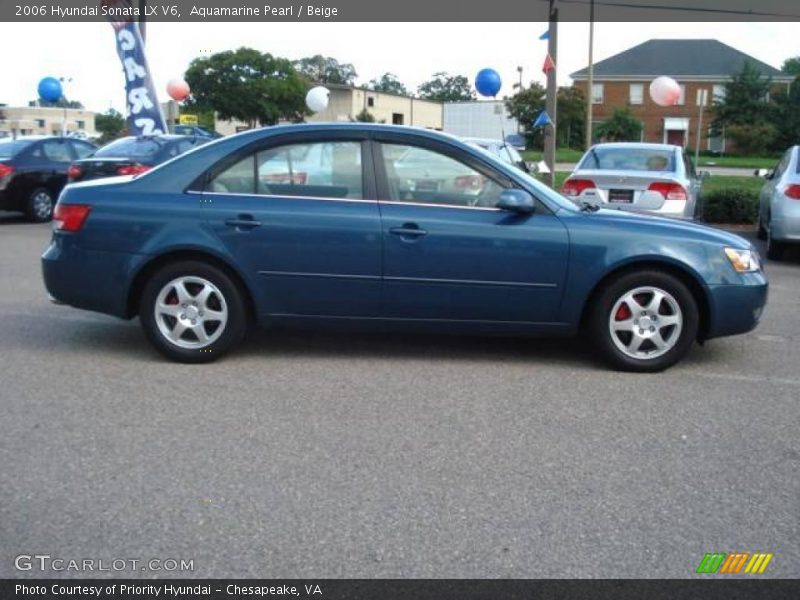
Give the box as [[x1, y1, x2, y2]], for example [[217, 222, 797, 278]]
[[305, 86, 330, 113], [649, 76, 681, 107]]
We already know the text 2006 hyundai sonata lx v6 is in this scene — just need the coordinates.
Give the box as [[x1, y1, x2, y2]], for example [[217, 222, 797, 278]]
[[42, 124, 767, 372]]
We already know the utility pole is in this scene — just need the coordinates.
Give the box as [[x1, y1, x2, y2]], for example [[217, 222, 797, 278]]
[[544, 0, 558, 188], [695, 88, 708, 166], [585, 0, 594, 150], [138, 0, 146, 43]]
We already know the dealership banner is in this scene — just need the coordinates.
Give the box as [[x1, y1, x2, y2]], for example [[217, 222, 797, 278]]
[[106, 3, 167, 136]]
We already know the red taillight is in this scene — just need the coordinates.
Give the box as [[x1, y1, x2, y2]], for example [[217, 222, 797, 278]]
[[648, 182, 687, 201], [53, 203, 92, 232], [67, 164, 82, 181], [116, 164, 152, 176], [454, 174, 483, 189], [562, 178, 596, 197], [0, 163, 14, 178], [785, 184, 800, 200]]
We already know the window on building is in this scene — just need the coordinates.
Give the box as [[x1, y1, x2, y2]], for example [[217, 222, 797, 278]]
[[76, 120, 85, 130], [629, 84, 644, 105], [591, 83, 604, 104], [713, 84, 726, 103], [392, 113, 404, 125], [36, 119, 45, 128], [367, 97, 375, 108], [677, 84, 686, 105], [695, 88, 710, 106]]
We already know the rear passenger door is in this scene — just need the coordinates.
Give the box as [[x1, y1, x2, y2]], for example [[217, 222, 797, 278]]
[[199, 132, 382, 319]]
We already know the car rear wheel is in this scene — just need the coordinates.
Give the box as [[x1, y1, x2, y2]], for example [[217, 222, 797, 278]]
[[139, 261, 247, 363], [26, 187, 55, 222], [589, 271, 699, 372]]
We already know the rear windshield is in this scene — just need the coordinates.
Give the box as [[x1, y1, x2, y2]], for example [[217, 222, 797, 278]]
[[94, 138, 162, 159], [0, 140, 34, 159], [579, 147, 676, 172]]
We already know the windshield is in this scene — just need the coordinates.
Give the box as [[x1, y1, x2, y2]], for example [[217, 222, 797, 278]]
[[94, 138, 163, 160], [0, 140, 34, 159], [579, 147, 676, 172]]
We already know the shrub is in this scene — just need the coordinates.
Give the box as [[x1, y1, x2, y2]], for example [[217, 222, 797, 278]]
[[725, 123, 777, 157], [703, 188, 759, 224]]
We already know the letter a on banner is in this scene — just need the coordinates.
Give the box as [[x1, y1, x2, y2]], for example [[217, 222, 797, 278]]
[[104, 1, 167, 135]]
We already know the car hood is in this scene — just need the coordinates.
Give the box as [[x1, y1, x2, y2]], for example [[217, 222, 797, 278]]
[[565, 206, 753, 250]]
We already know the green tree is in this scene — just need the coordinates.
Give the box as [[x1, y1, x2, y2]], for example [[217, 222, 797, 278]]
[[294, 55, 357, 85], [94, 108, 126, 144], [556, 86, 586, 149], [712, 61, 772, 128], [185, 47, 308, 127], [766, 83, 800, 151], [354, 108, 376, 122], [367, 73, 409, 96], [726, 123, 777, 156], [595, 108, 642, 142], [781, 56, 800, 78], [417, 72, 474, 102], [505, 82, 546, 149]]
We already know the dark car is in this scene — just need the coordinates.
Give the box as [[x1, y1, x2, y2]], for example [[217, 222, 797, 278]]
[[174, 125, 222, 139], [0, 136, 96, 221], [68, 135, 210, 183], [43, 124, 767, 372]]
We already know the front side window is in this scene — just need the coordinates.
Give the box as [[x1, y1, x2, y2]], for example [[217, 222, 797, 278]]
[[208, 141, 363, 199], [380, 143, 506, 208], [41, 140, 71, 162]]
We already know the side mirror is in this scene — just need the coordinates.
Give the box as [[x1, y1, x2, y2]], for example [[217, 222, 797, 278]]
[[497, 189, 535, 214]]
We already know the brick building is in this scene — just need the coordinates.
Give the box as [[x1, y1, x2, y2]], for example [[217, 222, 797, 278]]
[[571, 39, 793, 151]]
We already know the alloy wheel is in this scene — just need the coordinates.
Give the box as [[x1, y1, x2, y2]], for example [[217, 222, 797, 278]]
[[608, 286, 683, 360], [153, 276, 228, 349]]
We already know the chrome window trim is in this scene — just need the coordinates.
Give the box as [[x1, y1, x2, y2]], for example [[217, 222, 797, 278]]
[[186, 190, 503, 212]]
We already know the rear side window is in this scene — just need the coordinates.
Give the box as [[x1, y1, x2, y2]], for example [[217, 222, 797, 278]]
[[70, 140, 96, 159], [580, 147, 676, 172], [208, 141, 363, 199]]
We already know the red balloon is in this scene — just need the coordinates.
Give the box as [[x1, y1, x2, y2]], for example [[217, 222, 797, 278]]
[[167, 78, 190, 102]]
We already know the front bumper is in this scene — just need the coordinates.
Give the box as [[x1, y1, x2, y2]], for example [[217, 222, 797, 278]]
[[705, 272, 768, 339]]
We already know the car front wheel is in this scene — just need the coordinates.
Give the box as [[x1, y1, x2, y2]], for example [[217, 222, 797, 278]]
[[589, 271, 699, 372], [139, 261, 248, 363]]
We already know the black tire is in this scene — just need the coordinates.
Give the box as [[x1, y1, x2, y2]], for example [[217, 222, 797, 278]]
[[588, 270, 699, 373], [139, 260, 248, 363], [25, 187, 55, 222], [766, 227, 786, 261], [757, 217, 767, 240]]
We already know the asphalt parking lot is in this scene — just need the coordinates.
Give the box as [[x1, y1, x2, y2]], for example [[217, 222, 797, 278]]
[[1, 212, 798, 579]]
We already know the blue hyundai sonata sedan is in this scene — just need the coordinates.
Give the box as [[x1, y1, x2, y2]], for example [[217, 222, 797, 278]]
[[42, 124, 767, 371]]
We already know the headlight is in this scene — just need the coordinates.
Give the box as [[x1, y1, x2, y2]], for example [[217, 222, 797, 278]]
[[724, 247, 761, 273]]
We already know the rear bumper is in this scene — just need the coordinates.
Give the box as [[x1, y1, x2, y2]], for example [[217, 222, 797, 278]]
[[705, 273, 768, 339], [42, 234, 139, 319]]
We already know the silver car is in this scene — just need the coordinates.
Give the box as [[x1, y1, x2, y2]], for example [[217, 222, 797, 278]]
[[757, 145, 800, 260], [462, 137, 530, 173], [563, 142, 707, 220]]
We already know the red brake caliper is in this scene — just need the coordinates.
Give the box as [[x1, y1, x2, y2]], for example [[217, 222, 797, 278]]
[[615, 303, 631, 321]]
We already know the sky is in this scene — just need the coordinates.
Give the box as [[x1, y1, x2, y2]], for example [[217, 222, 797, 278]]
[[0, 21, 796, 114]]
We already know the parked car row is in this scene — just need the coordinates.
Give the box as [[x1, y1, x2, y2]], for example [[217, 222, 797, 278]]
[[0, 133, 213, 221], [756, 145, 800, 261]]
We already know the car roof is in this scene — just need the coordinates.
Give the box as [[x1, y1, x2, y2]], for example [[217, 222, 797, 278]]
[[462, 137, 505, 145]]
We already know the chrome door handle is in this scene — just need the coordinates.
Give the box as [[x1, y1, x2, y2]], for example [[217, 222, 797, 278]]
[[225, 217, 261, 229], [389, 226, 427, 237]]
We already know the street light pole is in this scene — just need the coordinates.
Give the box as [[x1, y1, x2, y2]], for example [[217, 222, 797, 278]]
[[585, 0, 594, 149], [544, 0, 558, 188]]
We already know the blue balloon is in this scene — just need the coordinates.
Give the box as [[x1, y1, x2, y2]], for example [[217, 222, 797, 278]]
[[38, 77, 63, 103], [475, 68, 502, 98]]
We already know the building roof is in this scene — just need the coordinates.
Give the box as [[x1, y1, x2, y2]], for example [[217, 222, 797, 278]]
[[570, 39, 793, 82]]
